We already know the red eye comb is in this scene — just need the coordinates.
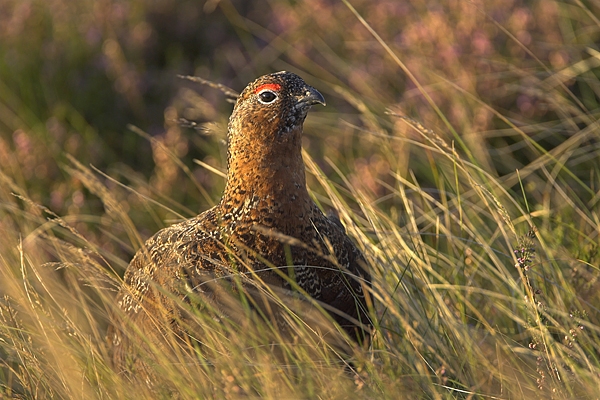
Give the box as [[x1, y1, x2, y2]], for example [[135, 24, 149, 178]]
[[254, 83, 281, 93]]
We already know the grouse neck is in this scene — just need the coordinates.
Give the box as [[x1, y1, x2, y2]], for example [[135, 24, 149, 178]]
[[219, 126, 312, 215]]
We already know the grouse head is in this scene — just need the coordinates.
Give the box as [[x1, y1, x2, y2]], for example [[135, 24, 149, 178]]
[[228, 71, 325, 147]]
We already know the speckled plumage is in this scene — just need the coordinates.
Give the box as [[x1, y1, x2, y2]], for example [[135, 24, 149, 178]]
[[109, 71, 371, 371]]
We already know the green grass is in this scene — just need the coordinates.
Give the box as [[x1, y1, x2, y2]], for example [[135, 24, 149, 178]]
[[1, 0, 599, 398]]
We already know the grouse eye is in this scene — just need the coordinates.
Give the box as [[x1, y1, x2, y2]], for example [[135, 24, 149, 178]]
[[258, 90, 278, 104]]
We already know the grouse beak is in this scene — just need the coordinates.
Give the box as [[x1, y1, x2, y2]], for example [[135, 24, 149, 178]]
[[299, 86, 326, 107]]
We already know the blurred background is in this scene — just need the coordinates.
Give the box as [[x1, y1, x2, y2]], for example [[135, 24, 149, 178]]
[[1, 0, 599, 267]]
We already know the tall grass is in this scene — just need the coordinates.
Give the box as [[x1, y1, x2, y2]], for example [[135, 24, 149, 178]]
[[1, 0, 599, 398]]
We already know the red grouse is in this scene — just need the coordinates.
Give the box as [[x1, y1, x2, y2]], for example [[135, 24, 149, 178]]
[[109, 71, 371, 370]]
